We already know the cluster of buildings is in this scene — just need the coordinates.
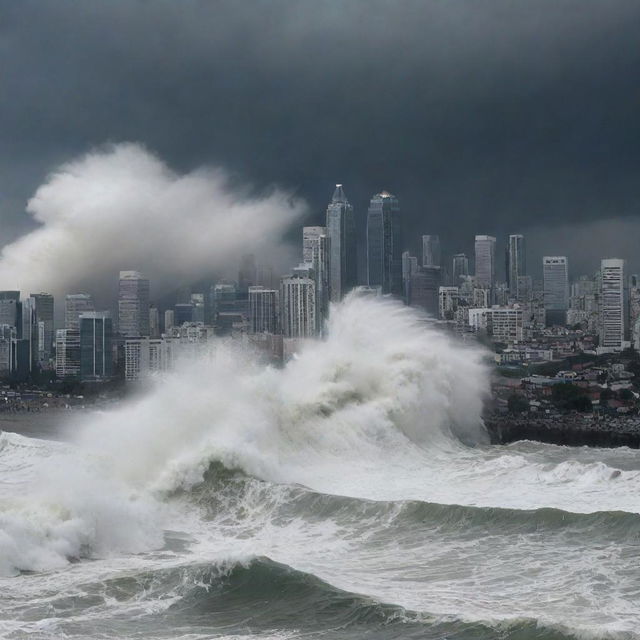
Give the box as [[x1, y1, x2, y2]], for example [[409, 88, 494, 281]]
[[0, 184, 636, 385]]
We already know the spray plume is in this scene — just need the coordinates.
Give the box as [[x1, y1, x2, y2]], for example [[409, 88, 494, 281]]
[[0, 143, 305, 297]]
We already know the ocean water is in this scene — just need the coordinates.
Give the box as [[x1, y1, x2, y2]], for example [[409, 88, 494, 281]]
[[1, 295, 639, 640]]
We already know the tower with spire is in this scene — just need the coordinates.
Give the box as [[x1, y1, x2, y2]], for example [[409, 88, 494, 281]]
[[326, 184, 357, 302]]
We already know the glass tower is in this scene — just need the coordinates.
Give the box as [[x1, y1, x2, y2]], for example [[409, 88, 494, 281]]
[[326, 185, 357, 302], [366, 191, 402, 295]]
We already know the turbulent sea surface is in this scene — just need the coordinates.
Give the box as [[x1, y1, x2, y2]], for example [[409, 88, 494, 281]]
[[1, 296, 640, 639]]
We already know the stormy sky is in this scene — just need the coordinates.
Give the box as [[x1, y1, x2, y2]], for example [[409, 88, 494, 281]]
[[1, 0, 639, 285]]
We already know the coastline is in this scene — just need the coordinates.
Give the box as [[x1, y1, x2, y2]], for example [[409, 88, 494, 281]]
[[485, 415, 640, 449]]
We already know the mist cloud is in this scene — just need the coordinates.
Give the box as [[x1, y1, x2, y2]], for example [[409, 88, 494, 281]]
[[0, 143, 304, 299]]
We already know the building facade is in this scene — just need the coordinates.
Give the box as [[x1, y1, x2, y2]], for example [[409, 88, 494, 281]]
[[599, 258, 625, 351], [366, 191, 402, 295], [474, 235, 496, 290], [422, 235, 441, 268], [118, 271, 150, 337], [543, 257, 569, 325], [326, 185, 357, 302]]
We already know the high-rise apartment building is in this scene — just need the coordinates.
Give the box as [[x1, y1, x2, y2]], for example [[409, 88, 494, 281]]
[[367, 191, 402, 295], [439, 287, 459, 320], [326, 185, 357, 301], [303, 229, 330, 332], [506, 235, 526, 298], [65, 293, 95, 331], [79, 311, 113, 381], [55, 329, 80, 378], [474, 236, 496, 290], [118, 271, 150, 337], [599, 259, 624, 351], [280, 266, 316, 338], [422, 235, 441, 268], [248, 286, 279, 334], [543, 257, 569, 326]]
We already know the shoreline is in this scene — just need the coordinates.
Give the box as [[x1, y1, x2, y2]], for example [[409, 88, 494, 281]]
[[485, 415, 640, 449]]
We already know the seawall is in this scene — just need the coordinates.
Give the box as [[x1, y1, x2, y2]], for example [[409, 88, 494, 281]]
[[485, 416, 640, 449]]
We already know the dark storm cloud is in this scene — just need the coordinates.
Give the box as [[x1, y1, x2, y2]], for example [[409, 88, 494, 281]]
[[1, 0, 639, 277]]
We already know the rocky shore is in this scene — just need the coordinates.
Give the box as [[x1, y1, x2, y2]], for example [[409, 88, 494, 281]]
[[485, 415, 640, 449]]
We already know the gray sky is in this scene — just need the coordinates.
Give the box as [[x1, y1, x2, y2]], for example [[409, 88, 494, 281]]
[[1, 0, 639, 281]]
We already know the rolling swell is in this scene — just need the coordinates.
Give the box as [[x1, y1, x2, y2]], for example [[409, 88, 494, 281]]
[[187, 461, 640, 542], [68, 557, 578, 640]]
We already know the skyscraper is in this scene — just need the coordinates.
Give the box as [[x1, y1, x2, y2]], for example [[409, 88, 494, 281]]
[[474, 235, 496, 290], [422, 235, 441, 268], [452, 253, 469, 286], [543, 257, 569, 325], [407, 266, 441, 316], [303, 228, 330, 332], [248, 286, 279, 334], [506, 234, 526, 298], [326, 184, 357, 301], [280, 265, 316, 338], [79, 311, 113, 381], [164, 309, 175, 333], [118, 271, 150, 337], [65, 293, 95, 331], [0, 292, 20, 331], [149, 305, 160, 338], [30, 293, 54, 365], [366, 191, 402, 295], [599, 259, 624, 351], [20, 297, 37, 372]]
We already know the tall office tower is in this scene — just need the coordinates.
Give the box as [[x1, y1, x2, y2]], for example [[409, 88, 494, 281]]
[[304, 230, 330, 332], [55, 329, 80, 378], [164, 309, 175, 333], [407, 266, 441, 316], [402, 251, 419, 302], [20, 297, 37, 371], [280, 266, 316, 338], [326, 184, 357, 302], [543, 257, 569, 326], [79, 311, 113, 381], [65, 293, 95, 331], [422, 235, 441, 268], [190, 293, 205, 323], [367, 191, 402, 295], [118, 271, 150, 337], [0, 291, 20, 330], [599, 259, 625, 351], [174, 303, 194, 326], [506, 234, 526, 297], [452, 253, 470, 286], [149, 305, 160, 338], [248, 286, 279, 334], [474, 235, 496, 290], [238, 254, 257, 293], [30, 293, 54, 365]]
